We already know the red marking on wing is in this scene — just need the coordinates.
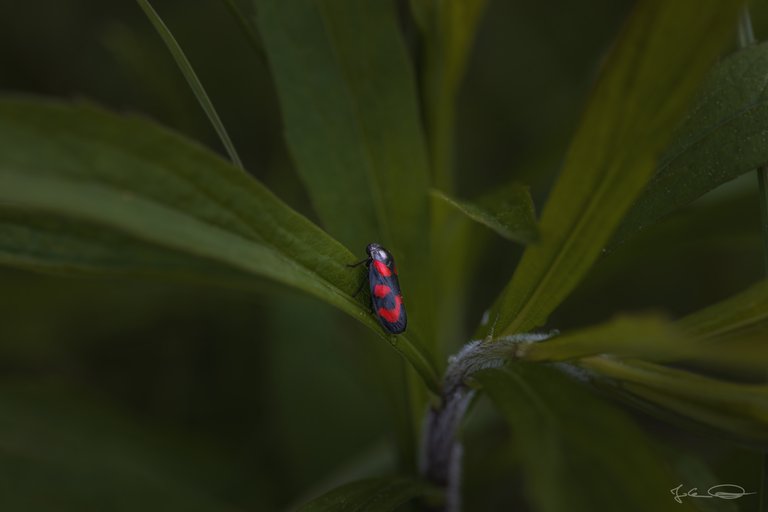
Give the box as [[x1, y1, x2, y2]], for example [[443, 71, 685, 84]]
[[373, 284, 391, 298], [378, 295, 402, 323], [373, 260, 392, 277]]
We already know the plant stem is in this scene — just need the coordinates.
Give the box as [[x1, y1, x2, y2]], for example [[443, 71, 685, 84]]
[[420, 333, 555, 511], [737, 7, 768, 511]]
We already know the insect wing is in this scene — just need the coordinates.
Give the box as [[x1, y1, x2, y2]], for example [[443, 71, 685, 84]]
[[368, 262, 407, 334]]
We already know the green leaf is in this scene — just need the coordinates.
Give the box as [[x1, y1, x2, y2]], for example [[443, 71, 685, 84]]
[[678, 280, 768, 338], [0, 380, 247, 512], [410, 0, 488, 188], [481, 0, 742, 337], [0, 210, 248, 283], [254, 0, 430, 258], [0, 98, 440, 394], [254, 0, 435, 354], [296, 477, 436, 512], [520, 314, 689, 363], [431, 186, 538, 244], [517, 311, 768, 373], [580, 357, 768, 446], [614, 42, 768, 246], [476, 364, 697, 512], [135, 0, 243, 170]]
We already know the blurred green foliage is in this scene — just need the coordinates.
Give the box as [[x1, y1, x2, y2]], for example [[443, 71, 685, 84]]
[[0, 0, 767, 511]]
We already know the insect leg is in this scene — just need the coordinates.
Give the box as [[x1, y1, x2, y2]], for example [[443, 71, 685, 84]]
[[346, 257, 369, 268]]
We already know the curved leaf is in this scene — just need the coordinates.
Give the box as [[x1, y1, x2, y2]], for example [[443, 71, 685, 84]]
[[678, 280, 768, 338], [476, 364, 697, 512], [296, 477, 435, 512], [0, 98, 440, 393], [431, 186, 537, 244], [410, 0, 488, 188], [480, 0, 742, 338], [615, 42, 768, 245], [254, 0, 430, 258], [518, 313, 768, 373], [253, 0, 434, 349], [136, 0, 243, 170], [580, 357, 768, 446]]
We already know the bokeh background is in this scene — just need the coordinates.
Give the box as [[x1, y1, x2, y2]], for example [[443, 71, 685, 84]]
[[1, 1, 767, 510]]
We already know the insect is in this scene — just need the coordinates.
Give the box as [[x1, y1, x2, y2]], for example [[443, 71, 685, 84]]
[[349, 243, 407, 334]]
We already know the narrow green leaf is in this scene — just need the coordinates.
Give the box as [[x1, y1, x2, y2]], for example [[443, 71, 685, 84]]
[[254, 0, 434, 357], [254, 0, 430, 258], [0, 210, 249, 284], [136, 0, 244, 170], [431, 186, 537, 244], [519, 313, 768, 373], [614, 42, 768, 246], [476, 364, 697, 512], [520, 314, 688, 363], [410, 0, 488, 188], [581, 357, 768, 445], [678, 280, 768, 338], [0, 98, 440, 393], [296, 477, 436, 512], [482, 0, 742, 337], [220, 0, 263, 57]]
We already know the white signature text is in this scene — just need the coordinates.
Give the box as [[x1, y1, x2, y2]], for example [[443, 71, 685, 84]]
[[670, 484, 756, 504]]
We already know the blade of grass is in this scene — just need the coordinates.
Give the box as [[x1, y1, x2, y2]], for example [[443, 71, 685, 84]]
[[136, 0, 244, 170]]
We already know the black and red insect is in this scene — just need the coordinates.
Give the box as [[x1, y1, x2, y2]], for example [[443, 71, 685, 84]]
[[349, 243, 407, 334]]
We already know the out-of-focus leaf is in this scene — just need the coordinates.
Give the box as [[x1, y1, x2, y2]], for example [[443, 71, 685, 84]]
[[0, 211, 248, 284], [253, 0, 434, 355], [614, 42, 768, 246], [519, 313, 768, 372], [678, 280, 768, 338], [556, 192, 761, 327], [520, 314, 688, 362], [410, 0, 488, 187], [431, 186, 537, 243], [476, 364, 697, 512], [580, 357, 768, 446], [0, 99, 439, 393], [0, 381, 248, 512], [136, 0, 243, 170], [481, 0, 742, 338], [253, 0, 429, 259], [295, 477, 436, 512]]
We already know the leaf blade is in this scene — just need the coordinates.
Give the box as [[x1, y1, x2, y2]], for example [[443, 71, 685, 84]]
[[476, 364, 697, 512], [431, 187, 537, 244], [296, 477, 435, 512], [482, 0, 742, 337], [135, 0, 243, 170], [0, 98, 440, 393], [614, 42, 768, 245]]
